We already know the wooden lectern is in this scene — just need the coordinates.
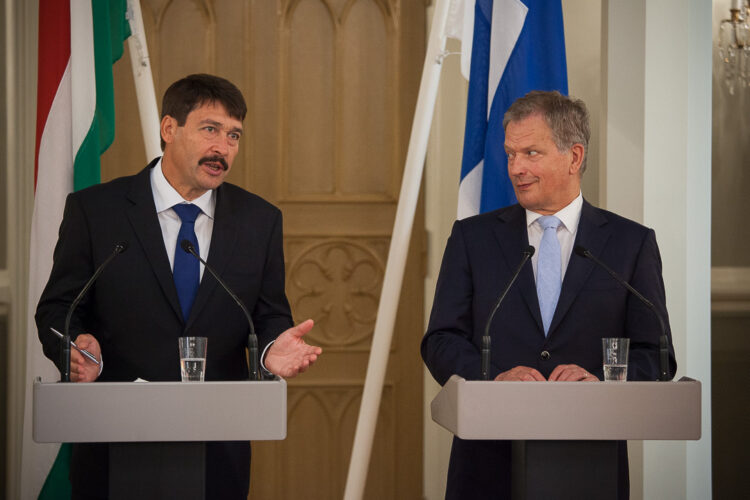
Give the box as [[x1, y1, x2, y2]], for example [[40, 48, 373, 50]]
[[33, 377, 287, 500], [431, 375, 701, 499]]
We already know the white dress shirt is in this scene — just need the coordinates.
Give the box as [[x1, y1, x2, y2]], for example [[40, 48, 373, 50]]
[[150, 158, 215, 280], [525, 192, 583, 281]]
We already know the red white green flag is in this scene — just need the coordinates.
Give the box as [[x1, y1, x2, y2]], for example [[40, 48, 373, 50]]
[[22, 1, 130, 497]]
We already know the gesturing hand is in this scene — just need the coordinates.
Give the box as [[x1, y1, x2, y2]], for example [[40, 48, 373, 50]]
[[265, 319, 322, 378]]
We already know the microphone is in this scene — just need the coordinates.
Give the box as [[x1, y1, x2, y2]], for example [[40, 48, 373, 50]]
[[574, 245, 670, 381], [180, 240, 260, 380], [61, 241, 128, 382], [481, 245, 535, 380]]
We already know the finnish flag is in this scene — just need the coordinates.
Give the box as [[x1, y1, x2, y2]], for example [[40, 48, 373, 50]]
[[450, 0, 568, 219]]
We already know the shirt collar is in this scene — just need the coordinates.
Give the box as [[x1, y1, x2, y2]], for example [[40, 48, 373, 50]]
[[150, 158, 215, 219], [525, 192, 583, 232]]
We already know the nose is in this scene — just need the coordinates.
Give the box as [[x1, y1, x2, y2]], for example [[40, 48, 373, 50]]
[[507, 155, 526, 177], [210, 134, 230, 156]]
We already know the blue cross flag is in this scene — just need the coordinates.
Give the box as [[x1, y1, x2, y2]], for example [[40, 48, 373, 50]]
[[457, 0, 568, 218]]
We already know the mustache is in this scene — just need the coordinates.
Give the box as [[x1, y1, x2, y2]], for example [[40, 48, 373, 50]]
[[198, 156, 228, 171]]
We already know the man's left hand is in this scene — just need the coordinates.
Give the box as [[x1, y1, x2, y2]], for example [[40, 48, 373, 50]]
[[265, 319, 322, 378], [548, 364, 598, 381]]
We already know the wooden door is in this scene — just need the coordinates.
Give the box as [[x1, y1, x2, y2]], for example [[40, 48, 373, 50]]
[[102, 1, 426, 498]]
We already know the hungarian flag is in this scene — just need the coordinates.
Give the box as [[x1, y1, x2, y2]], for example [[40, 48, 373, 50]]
[[22, 1, 130, 497]]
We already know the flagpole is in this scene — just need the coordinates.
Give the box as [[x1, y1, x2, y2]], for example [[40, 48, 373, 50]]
[[126, 0, 160, 161], [343, 0, 453, 498]]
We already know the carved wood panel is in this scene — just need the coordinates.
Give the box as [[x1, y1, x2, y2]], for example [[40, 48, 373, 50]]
[[102, 1, 425, 498], [279, 0, 397, 202], [286, 237, 388, 350]]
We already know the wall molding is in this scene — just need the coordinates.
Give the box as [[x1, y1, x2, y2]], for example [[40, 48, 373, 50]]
[[712, 266, 750, 315]]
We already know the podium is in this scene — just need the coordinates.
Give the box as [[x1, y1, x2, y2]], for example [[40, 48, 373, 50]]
[[431, 375, 701, 499], [33, 377, 287, 499]]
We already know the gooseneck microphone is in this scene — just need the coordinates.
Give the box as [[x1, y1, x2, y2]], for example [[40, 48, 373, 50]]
[[61, 241, 128, 382], [574, 245, 670, 381], [481, 246, 535, 380], [181, 240, 260, 380]]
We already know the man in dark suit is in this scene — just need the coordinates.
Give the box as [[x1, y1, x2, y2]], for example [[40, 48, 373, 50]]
[[421, 91, 676, 499], [36, 74, 321, 499]]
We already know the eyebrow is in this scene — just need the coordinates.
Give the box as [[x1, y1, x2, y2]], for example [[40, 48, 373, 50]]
[[200, 119, 243, 135], [504, 142, 539, 151]]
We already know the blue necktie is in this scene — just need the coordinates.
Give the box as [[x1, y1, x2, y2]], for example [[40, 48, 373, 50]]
[[536, 215, 562, 336], [172, 203, 202, 321]]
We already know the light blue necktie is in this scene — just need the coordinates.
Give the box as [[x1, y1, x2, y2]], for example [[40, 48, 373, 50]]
[[536, 215, 562, 336], [172, 203, 202, 321]]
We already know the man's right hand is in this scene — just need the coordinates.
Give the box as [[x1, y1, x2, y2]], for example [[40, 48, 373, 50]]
[[494, 365, 546, 381], [70, 334, 102, 382]]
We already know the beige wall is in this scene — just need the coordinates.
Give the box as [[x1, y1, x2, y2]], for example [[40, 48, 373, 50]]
[[0, 0, 6, 268], [564, 0, 602, 207], [423, 33, 464, 500], [1, 1, 6, 491], [2, 0, 13, 496], [711, 1, 749, 497]]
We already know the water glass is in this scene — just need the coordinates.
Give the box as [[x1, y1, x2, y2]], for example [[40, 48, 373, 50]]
[[178, 337, 207, 382], [602, 337, 629, 381]]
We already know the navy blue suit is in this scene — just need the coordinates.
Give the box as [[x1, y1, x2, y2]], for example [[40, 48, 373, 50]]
[[421, 200, 676, 499], [36, 161, 293, 499]]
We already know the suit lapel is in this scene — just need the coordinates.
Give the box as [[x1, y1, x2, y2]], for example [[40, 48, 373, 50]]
[[547, 200, 611, 335], [492, 205, 544, 333], [185, 183, 238, 330], [125, 162, 184, 323]]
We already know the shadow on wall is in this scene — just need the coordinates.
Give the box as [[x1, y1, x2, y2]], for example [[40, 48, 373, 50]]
[[711, 315, 750, 499], [1, 315, 7, 498]]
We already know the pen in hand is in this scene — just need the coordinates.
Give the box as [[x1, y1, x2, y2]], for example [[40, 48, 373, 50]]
[[50, 327, 101, 366]]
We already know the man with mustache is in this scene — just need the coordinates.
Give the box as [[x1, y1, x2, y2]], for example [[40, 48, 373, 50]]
[[421, 91, 676, 499], [36, 74, 321, 499]]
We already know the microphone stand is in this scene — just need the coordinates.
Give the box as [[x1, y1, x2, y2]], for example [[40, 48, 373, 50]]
[[181, 240, 261, 380], [481, 246, 535, 380], [61, 241, 128, 382], [574, 246, 671, 381]]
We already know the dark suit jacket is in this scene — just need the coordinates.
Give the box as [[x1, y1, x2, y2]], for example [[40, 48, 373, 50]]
[[36, 160, 293, 499], [421, 200, 677, 499]]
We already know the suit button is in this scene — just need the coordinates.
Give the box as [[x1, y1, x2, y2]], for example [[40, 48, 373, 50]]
[[540, 351, 551, 360]]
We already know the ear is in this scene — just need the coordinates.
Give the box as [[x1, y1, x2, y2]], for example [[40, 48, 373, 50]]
[[568, 143, 585, 175], [161, 115, 178, 146]]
